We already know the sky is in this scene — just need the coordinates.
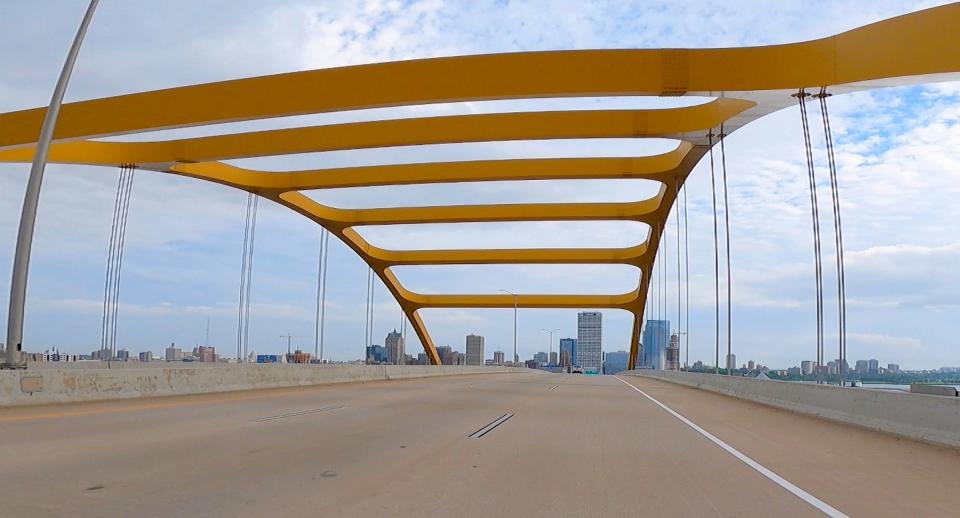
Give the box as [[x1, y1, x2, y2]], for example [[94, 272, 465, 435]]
[[1, 0, 959, 369]]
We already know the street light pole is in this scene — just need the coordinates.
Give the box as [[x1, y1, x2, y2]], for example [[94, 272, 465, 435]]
[[4, 0, 100, 369], [499, 289, 518, 365]]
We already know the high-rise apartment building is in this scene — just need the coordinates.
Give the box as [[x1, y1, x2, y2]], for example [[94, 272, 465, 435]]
[[385, 329, 405, 365], [559, 338, 577, 367], [465, 334, 484, 366], [641, 320, 670, 369], [801, 360, 815, 375], [577, 311, 602, 374], [493, 350, 505, 365], [867, 359, 880, 374]]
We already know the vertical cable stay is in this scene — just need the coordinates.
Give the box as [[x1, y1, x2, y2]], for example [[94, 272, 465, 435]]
[[682, 181, 691, 369], [110, 165, 135, 357], [316, 229, 331, 363], [719, 124, 733, 374], [237, 193, 252, 361], [796, 90, 825, 375], [243, 195, 259, 362], [313, 231, 327, 358], [708, 130, 720, 374], [101, 165, 125, 352], [676, 178, 682, 370], [818, 88, 848, 384], [236, 193, 258, 362]]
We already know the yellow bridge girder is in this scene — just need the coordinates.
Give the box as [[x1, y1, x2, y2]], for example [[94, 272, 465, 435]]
[[1, 5, 959, 368]]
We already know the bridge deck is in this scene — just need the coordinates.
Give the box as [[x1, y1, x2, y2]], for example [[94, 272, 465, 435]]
[[1, 372, 957, 517]]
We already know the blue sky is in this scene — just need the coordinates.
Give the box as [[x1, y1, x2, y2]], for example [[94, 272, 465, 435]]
[[2, 0, 959, 369]]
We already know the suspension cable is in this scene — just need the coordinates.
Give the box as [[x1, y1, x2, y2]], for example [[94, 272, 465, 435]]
[[676, 178, 682, 371], [796, 90, 826, 376], [101, 165, 125, 353], [661, 221, 667, 369], [314, 228, 326, 359], [237, 193, 253, 362], [243, 195, 259, 362], [110, 164, 135, 357], [319, 229, 330, 363], [719, 124, 733, 374], [818, 88, 848, 385], [708, 130, 720, 374], [682, 181, 691, 369]]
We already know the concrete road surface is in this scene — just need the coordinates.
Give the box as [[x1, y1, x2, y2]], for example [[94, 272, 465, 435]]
[[1, 372, 958, 517]]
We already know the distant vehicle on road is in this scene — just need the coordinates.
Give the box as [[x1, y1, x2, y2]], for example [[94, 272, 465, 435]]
[[571, 366, 583, 374]]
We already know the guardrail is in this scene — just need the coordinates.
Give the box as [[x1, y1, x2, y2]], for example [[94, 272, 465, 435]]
[[622, 370, 960, 450], [0, 364, 530, 407]]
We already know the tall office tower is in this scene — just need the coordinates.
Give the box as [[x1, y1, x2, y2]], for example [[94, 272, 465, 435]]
[[534, 351, 548, 365], [641, 320, 670, 369], [493, 350, 505, 365], [665, 334, 680, 371], [577, 311, 602, 373], [465, 334, 485, 366], [725, 353, 737, 371], [559, 338, 577, 367], [867, 359, 879, 374], [385, 329, 405, 365], [436, 345, 454, 365]]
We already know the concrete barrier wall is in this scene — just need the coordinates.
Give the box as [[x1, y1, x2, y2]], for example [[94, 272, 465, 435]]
[[0, 364, 529, 407], [623, 370, 960, 449]]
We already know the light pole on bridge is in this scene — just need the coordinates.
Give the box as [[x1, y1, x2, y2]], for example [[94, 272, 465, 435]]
[[499, 289, 518, 366]]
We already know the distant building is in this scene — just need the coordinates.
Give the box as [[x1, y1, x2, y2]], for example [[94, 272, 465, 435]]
[[605, 350, 629, 374], [693, 360, 705, 370], [559, 338, 577, 367], [641, 320, 670, 369], [366, 344, 388, 364], [115, 349, 130, 361], [867, 359, 880, 374], [887, 363, 900, 374], [286, 350, 312, 363], [747, 360, 755, 371], [139, 351, 153, 362], [436, 345, 452, 365], [493, 350, 505, 365], [549, 351, 557, 366], [452, 351, 466, 365], [665, 334, 680, 371], [577, 311, 602, 374], [165, 343, 183, 362], [465, 334, 484, 366], [534, 352, 548, 365], [385, 329, 405, 365], [787, 366, 802, 376], [417, 352, 429, 365], [801, 360, 815, 375], [725, 353, 737, 371], [195, 346, 216, 363], [855, 359, 869, 375]]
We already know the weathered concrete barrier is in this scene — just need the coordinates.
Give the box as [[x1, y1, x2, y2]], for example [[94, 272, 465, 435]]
[[622, 370, 960, 449], [0, 364, 530, 407]]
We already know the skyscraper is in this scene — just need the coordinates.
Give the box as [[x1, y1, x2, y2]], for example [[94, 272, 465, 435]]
[[534, 351, 548, 365], [436, 345, 454, 365], [665, 334, 680, 371], [725, 353, 737, 372], [641, 320, 670, 369], [385, 329, 405, 365], [493, 350, 505, 365], [577, 311, 602, 374], [604, 350, 629, 374], [465, 334, 484, 366], [559, 338, 577, 367]]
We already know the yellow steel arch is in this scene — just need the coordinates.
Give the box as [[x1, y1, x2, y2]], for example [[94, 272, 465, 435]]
[[1, 5, 959, 368]]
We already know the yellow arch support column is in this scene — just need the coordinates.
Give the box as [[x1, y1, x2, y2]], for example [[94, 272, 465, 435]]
[[405, 308, 441, 366]]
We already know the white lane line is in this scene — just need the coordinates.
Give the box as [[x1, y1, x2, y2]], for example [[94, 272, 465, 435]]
[[614, 376, 848, 518]]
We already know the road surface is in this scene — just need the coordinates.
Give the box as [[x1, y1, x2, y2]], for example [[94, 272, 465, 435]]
[[1, 372, 958, 517]]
